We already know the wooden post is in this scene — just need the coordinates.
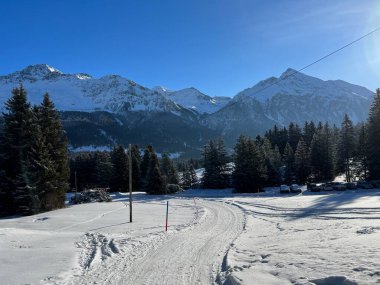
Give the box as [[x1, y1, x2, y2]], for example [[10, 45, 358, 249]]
[[165, 201, 169, 232], [129, 144, 132, 223], [74, 170, 78, 203]]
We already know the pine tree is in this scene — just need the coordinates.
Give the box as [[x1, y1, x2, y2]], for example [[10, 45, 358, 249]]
[[181, 165, 192, 188], [94, 152, 113, 188], [131, 145, 142, 191], [283, 142, 294, 183], [27, 111, 53, 213], [367, 88, 380, 179], [261, 138, 282, 185], [233, 135, 266, 192], [189, 164, 198, 186], [309, 124, 334, 181], [303, 121, 316, 147], [337, 114, 355, 182], [140, 145, 153, 186], [294, 138, 310, 183], [160, 153, 178, 185], [202, 139, 230, 189], [355, 124, 369, 180], [0, 124, 10, 215], [36, 93, 69, 210], [288, 122, 302, 151], [110, 145, 129, 192], [145, 151, 164, 194], [1, 86, 34, 214]]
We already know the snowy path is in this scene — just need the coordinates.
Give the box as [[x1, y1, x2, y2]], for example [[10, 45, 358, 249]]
[[69, 199, 245, 285]]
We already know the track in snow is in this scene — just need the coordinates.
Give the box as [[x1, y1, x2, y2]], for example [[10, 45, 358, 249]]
[[69, 199, 244, 285]]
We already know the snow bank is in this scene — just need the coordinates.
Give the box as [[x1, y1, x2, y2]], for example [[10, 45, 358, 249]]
[[0, 193, 200, 284]]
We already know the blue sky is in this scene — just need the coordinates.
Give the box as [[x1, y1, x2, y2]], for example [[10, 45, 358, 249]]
[[0, 0, 379, 97]]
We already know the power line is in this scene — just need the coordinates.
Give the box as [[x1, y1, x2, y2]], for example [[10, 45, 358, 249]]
[[246, 27, 380, 98]]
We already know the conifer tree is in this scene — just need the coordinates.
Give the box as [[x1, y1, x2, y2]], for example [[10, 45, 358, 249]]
[[140, 145, 153, 186], [337, 114, 355, 182], [1, 86, 34, 214], [110, 145, 129, 192], [94, 152, 113, 188], [283, 142, 294, 183], [288, 123, 302, 151], [233, 135, 266, 192], [131, 145, 142, 191], [145, 151, 164, 194], [189, 164, 197, 186], [367, 88, 380, 179], [303, 121, 316, 147], [27, 111, 53, 213], [355, 124, 369, 179], [294, 138, 310, 183], [160, 153, 178, 185], [309, 124, 334, 181], [36, 93, 69, 209], [202, 139, 229, 189], [181, 165, 192, 188], [261, 138, 282, 185]]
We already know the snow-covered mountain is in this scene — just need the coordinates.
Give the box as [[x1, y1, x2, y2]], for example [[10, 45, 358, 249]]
[[203, 68, 374, 142], [0, 64, 186, 115], [0, 65, 375, 151], [237, 68, 373, 104], [163, 87, 231, 114], [0, 64, 231, 116], [152, 86, 231, 114]]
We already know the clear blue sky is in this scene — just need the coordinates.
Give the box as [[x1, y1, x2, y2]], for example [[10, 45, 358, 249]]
[[0, 0, 379, 97]]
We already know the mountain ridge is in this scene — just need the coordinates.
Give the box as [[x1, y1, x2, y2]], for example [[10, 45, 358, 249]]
[[0, 64, 375, 153]]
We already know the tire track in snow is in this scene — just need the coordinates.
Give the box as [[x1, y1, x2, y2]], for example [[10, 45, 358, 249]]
[[68, 199, 244, 285], [123, 200, 244, 285]]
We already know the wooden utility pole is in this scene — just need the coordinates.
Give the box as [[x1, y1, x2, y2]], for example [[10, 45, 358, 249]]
[[129, 144, 132, 222], [74, 170, 78, 203]]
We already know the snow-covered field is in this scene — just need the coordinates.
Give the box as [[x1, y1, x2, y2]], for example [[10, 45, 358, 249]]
[[215, 189, 380, 285], [1, 189, 379, 285]]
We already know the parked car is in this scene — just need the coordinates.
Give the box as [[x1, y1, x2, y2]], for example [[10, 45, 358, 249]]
[[324, 182, 334, 191], [307, 183, 316, 190], [370, 180, 380, 188], [290, 184, 302, 193], [310, 183, 324, 192], [357, 181, 374, 189], [332, 182, 346, 191], [344, 182, 357, 190], [280, 185, 290, 194]]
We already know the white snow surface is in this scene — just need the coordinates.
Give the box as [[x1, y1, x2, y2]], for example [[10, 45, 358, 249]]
[[1, 188, 379, 285]]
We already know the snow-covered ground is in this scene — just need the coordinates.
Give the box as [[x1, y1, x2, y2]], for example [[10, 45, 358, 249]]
[[190, 188, 380, 285], [1, 189, 379, 284]]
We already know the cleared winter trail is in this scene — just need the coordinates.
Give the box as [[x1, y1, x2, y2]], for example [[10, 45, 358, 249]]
[[70, 199, 244, 285]]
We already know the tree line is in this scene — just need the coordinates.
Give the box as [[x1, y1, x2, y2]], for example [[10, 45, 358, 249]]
[[69, 145, 198, 194], [0, 87, 69, 216], [202, 88, 380, 192]]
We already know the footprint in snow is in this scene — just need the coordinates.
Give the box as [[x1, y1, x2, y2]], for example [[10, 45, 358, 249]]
[[356, 226, 380, 235]]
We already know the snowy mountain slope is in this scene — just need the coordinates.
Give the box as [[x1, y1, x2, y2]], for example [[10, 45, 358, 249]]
[[237, 68, 374, 103], [204, 68, 374, 141], [152, 86, 173, 95], [164, 87, 231, 114], [0, 64, 184, 114], [0, 65, 375, 151]]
